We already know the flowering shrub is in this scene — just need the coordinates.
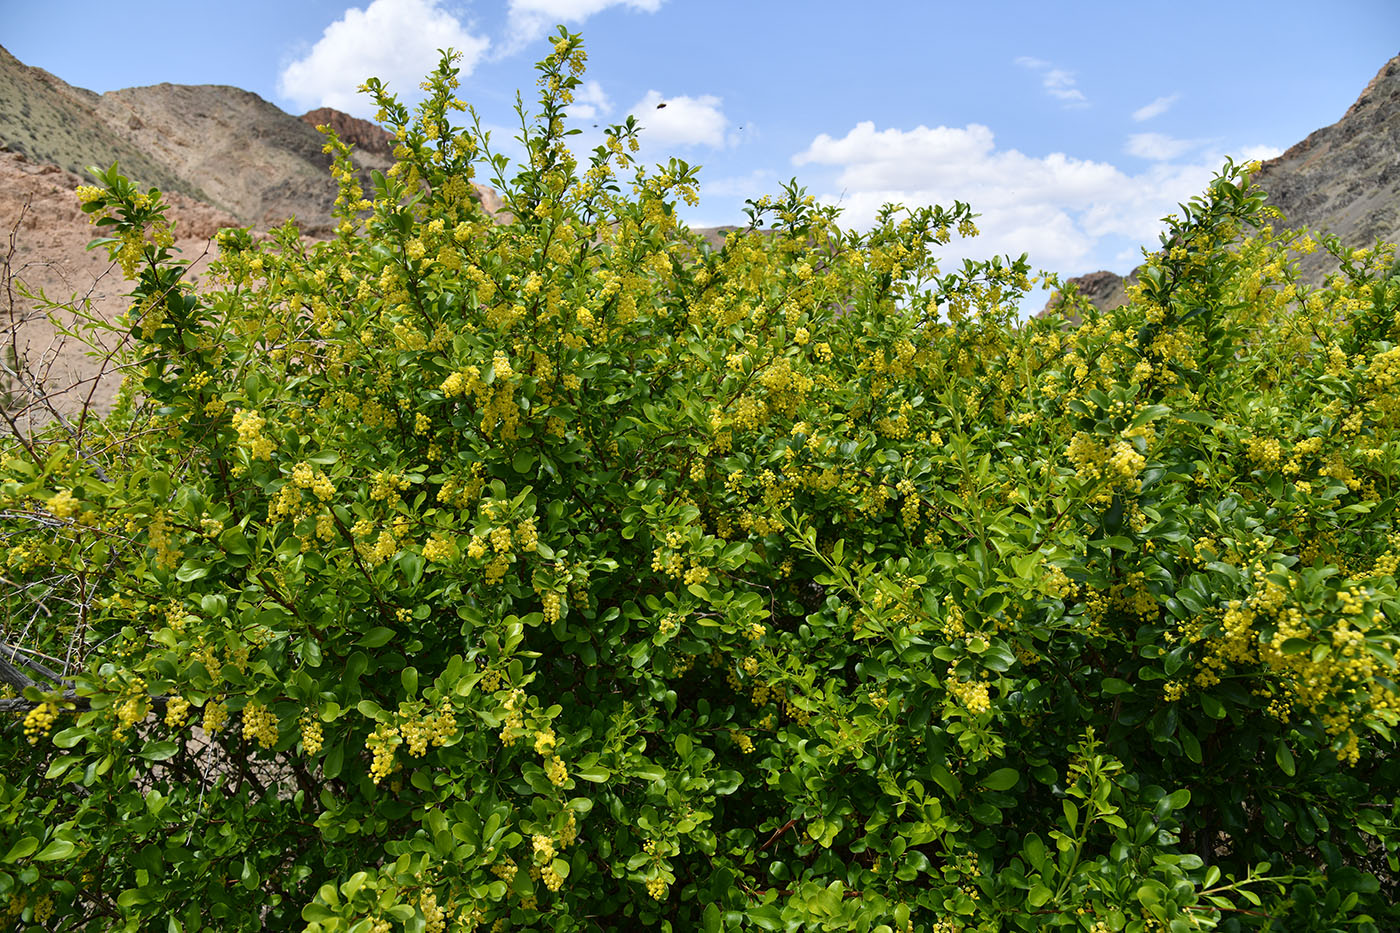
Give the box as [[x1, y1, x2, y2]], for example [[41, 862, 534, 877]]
[[2, 30, 1398, 932]]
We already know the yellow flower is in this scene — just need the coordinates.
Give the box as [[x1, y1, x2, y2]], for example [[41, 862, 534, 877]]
[[47, 489, 80, 519]]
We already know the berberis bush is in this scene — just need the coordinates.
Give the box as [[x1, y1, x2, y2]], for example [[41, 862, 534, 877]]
[[2, 29, 1398, 933]]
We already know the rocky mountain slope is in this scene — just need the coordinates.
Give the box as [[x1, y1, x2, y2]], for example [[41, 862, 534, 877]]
[[1051, 53, 1400, 314], [91, 82, 395, 235], [0, 44, 402, 416], [0, 45, 206, 202]]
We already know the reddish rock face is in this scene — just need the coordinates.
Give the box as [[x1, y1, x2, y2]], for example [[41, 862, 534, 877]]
[[299, 107, 395, 158]]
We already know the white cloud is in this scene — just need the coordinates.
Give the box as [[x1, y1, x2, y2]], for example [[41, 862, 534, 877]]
[[630, 90, 729, 149], [702, 169, 777, 199], [1043, 70, 1087, 105], [1132, 93, 1180, 122], [1016, 57, 1088, 108], [792, 120, 1284, 273], [503, 0, 663, 52], [569, 79, 611, 121], [1239, 144, 1284, 164], [1126, 132, 1199, 161], [278, 0, 489, 118]]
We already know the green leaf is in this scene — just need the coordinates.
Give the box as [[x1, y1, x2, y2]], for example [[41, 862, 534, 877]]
[[51, 726, 90, 749], [323, 742, 345, 779], [175, 560, 210, 582], [140, 740, 180, 762], [342, 871, 368, 900], [45, 756, 79, 781], [1023, 833, 1046, 871], [981, 767, 1019, 791], [220, 527, 252, 555], [1199, 693, 1226, 719], [400, 552, 424, 585], [35, 839, 75, 861], [1276, 742, 1296, 777], [971, 802, 1003, 824], [573, 764, 611, 783], [930, 762, 962, 797], [1180, 729, 1202, 764], [703, 903, 721, 933], [1101, 678, 1133, 695], [2, 837, 38, 863], [356, 627, 395, 648], [1027, 884, 1053, 908]]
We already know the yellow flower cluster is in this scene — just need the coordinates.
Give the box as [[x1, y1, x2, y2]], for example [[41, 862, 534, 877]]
[[291, 461, 336, 500], [499, 689, 525, 746], [1244, 436, 1282, 470], [231, 408, 275, 461], [113, 677, 148, 738], [242, 701, 280, 749], [542, 590, 563, 624], [492, 857, 518, 887], [947, 673, 992, 715], [532, 833, 555, 864], [422, 533, 456, 562], [399, 703, 458, 757], [1042, 565, 1077, 600], [46, 489, 79, 519], [202, 697, 228, 734], [300, 715, 324, 756], [22, 701, 58, 744], [370, 470, 410, 501], [165, 695, 190, 728], [367, 722, 402, 784], [1107, 440, 1145, 482]]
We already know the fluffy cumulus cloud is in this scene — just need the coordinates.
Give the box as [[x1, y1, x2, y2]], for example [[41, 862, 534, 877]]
[[630, 90, 729, 149], [1125, 132, 1199, 161], [1015, 57, 1089, 108], [503, 0, 663, 52], [701, 168, 777, 199], [278, 0, 489, 118], [568, 80, 612, 121], [792, 121, 1282, 273], [1132, 93, 1180, 122]]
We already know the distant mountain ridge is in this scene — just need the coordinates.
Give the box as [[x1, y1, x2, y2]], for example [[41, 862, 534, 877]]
[[1049, 53, 1400, 314], [0, 45, 208, 203], [0, 44, 403, 237]]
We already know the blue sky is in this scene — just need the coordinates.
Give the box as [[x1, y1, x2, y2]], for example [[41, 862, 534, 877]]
[[6, 1, 1397, 286]]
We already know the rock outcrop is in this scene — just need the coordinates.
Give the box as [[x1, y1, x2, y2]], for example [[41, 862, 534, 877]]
[[300, 107, 395, 158]]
